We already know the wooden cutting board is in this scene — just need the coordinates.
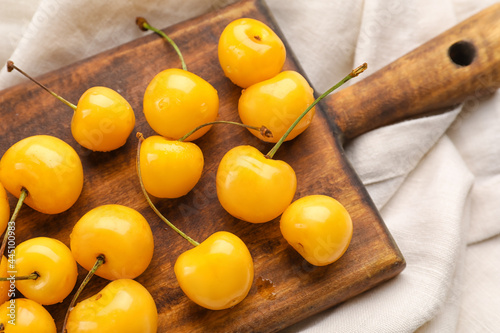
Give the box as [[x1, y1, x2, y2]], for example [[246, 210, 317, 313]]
[[1, 0, 499, 331]]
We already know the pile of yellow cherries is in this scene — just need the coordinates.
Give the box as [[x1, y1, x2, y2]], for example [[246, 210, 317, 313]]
[[0, 16, 364, 332]]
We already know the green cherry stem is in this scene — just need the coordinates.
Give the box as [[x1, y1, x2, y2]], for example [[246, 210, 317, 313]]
[[0, 188, 28, 258], [62, 255, 105, 333], [136, 133, 200, 247], [266, 63, 368, 159], [136, 17, 187, 71], [0, 272, 39, 281], [6, 61, 77, 110], [178, 120, 272, 142]]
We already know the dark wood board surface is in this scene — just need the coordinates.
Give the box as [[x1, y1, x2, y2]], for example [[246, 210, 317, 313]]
[[8, 0, 500, 331]]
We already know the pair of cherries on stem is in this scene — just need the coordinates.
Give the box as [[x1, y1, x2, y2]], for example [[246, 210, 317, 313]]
[[7, 61, 135, 152], [62, 204, 157, 332], [219, 18, 316, 143]]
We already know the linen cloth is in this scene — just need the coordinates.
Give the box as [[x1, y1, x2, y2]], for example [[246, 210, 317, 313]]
[[1, 0, 499, 332]]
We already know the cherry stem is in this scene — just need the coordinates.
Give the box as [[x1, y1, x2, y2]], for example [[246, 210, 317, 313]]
[[136, 17, 187, 71], [6, 60, 77, 110], [178, 121, 272, 142], [0, 188, 28, 258], [266, 63, 368, 159], [61, 255, 105, 333], [0, 272, 39, 281], [136, 133, 200, 247]]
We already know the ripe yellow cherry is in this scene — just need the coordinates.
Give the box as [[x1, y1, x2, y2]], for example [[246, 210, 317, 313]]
[[0, 135, 84, 214], [238, 71, 315, 143], [71, 86, 135, 151], [0, 184, 9, 234], [139, 135, 203, 198], [174, 231, 254, 310], [7, 61, 135, 152], [70, 204, 154, 280], [136, 18, 220, 142], [280, 195, 353, 266], [143, 68, 219, 141], [216, 145, 296, 223], [66, 279, 158, 333], [218, 18, 286, 88], [14, 237, 78, 305], [0, 298, 56, 332]]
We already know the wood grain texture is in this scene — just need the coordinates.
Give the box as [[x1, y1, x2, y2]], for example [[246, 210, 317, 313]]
[[0, 0, 406, 332], [325, 2, 500, 142]]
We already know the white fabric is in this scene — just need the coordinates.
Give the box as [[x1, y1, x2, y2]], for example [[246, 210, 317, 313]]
[[1, 0, 499, 332]]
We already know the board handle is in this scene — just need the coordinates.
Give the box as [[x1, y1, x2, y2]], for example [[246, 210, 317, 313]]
[[323, 3, 500, 142]]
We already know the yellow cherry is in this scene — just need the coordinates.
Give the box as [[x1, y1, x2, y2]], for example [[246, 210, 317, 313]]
[[139, 135, 203, 198], [0, 184, 9, 235], [0, 256, 9, 305], [174, 231, 254, 310], [143, 68, 219, 141], [0, 298, 56, 332], [66, 279, 157, 333], [238, 71, 315, 143], [7, 61, 135, 152], [216, 145, 297, 223], [12, 237, 78, 305], [280, 195, 353, 266], [218, 18, 286, 88], [137, 18, 219, 141], [0, 135, 83, 215], [70, 204, 154, 280], [71, 86, 135, 151]]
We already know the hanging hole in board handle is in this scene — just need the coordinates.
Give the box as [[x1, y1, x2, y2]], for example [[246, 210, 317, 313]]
[[448, 40, 476, 66]]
